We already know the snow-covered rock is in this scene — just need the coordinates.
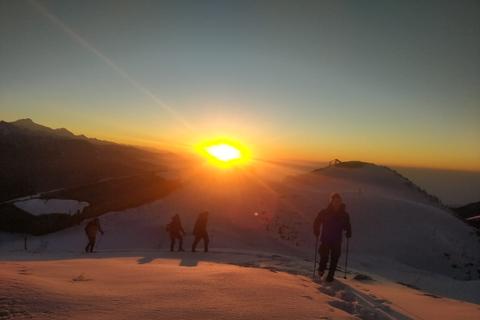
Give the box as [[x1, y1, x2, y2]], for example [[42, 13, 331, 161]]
[[13, 199, 89, 216]]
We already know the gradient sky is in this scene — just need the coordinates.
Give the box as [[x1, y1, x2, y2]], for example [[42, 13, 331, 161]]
[[1, 0, 479, 171]]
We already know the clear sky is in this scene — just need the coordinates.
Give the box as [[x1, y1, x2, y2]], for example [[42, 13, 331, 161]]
[[1, 0, 479, 171]]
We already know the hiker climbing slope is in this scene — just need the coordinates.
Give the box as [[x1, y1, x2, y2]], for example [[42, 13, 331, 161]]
[[85, 217, 104, 253], [168, 214, 185, 252], [192, 211, 209, 252], [313, 193, 352, 282]]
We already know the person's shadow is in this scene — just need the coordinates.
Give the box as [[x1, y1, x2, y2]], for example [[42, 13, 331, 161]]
[[137, 253, 156, 264], [179, 256, 199, 267], [137, 252, 199, 267]]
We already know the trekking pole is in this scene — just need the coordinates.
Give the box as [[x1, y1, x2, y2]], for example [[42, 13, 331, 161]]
[[344, 238, 350, 279], [313, 235, 319, 278], [95, 233, 104, 250]]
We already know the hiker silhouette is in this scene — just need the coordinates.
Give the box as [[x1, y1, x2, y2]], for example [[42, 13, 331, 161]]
[[313, 193, 352, 282], [85, 217, 104, 253], [192, 211, 209, 252], [168, 214, 185, 252]]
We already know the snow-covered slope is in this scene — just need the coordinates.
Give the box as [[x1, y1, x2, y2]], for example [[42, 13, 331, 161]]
[[3, 251, 479, 320], [1, 162, 479, 307]]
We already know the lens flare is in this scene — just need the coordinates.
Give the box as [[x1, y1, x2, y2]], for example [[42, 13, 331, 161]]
[[205, 144, 241, 162], [196, 139, 251, 168]]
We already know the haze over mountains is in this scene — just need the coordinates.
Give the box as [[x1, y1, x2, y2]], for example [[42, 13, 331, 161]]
[[0, 119, 183, 203]]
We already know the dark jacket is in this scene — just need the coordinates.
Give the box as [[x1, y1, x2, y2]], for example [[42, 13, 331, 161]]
[[313, 203, 351, 244], [169, 215, 185, 236], [85, 220, 104, 238], [193, 212, 208, 236]]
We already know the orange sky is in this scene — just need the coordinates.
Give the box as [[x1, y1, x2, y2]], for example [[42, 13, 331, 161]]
[[1, 1, 479, 172]]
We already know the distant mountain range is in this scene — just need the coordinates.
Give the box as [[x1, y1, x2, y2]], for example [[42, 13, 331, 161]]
[[0, 118, 188, 234], [0, 119, 178, 203], [2, 118, 112, 144]]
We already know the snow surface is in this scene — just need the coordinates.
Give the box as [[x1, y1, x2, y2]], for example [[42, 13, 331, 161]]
[[1, 251, 479, 319], [1, 163, 480, 319], [13, 199, 89, 216]]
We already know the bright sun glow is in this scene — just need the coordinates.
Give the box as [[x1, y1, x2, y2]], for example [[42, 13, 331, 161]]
[[196, 139, 251, 168], [205, 144, 241, 162]]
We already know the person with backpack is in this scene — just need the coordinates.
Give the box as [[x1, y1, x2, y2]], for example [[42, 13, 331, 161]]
[[192, 211, 209, 252], [85, 217, 104, 253], [313, 193, 352, 282], [167, 214, 185, 252]]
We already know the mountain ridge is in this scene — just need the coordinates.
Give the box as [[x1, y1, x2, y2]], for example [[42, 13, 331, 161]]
[[289, 161, 448, 211], [8, 118, 114, 145], [0, 119, 175, 203]]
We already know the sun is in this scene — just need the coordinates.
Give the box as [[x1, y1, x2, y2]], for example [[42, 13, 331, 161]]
[[196, 139, 250, 168], [205, 143, 241, 162]]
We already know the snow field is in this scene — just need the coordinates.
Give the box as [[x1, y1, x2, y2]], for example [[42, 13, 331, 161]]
[[1, 251, 479, 320]]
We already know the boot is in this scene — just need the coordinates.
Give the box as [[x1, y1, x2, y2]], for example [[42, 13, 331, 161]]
[[325, 270, 335, 282]]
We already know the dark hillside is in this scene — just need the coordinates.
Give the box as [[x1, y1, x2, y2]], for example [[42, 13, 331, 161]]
[[0, 173, 181, 235], [0, 120, 170, 202], [453, 201, 480, 231]]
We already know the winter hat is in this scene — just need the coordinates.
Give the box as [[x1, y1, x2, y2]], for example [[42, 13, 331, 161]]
[[330, 193, 342, 201]]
